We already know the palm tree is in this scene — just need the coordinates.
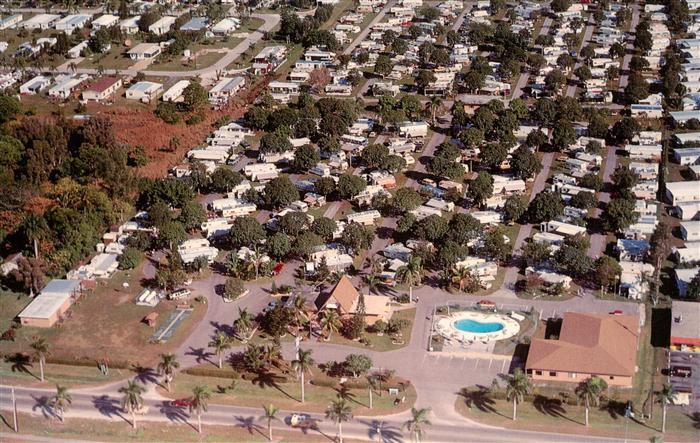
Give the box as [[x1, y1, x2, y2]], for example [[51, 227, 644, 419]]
[[292, 348, 315, 403], [50, 385, 71, 421], [260, 403, 279, 442], [396, 257, 423, 303], [367, 375, 380, 409], [575, 376, 608, 427], [403, 407, 432, 443], [119, 380, 145, 430], [428, 96, 443, 125], [326, 397, 353, 443], [320, 310, 342, 341], [263, 342, 282, 368], [30, 338, 50, 382], [364, 274, 380, 294], [208, 332, 231, 369], [365, 256, 383, 275], [450, 266, 474, 292], [234, 307, 254, 341], [190, 384, 211, 434], [157, 353, 179, 392], [656, 384, 677, 433], [503, 369, 532, 421], [22, 213, 47, 258], [291, 295, 309, 330]]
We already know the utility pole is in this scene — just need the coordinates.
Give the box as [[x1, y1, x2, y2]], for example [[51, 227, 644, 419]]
[[11, 387, 18, 432]]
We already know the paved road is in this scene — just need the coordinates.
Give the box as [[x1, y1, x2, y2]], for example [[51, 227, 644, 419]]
[[0, 385, 640, 443], [564, 17, 596, 98], [343, 0, 398, 55], [501, 152, 555, 292], [46, 13, 279, 79], [587, 145, 617, 259], [618, 3, 642, 91], [511, 17, 553, 100]]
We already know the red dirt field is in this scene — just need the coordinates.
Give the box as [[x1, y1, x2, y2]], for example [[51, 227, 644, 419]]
[[95, 77, 273, 179], [93, 102, 247, 179]]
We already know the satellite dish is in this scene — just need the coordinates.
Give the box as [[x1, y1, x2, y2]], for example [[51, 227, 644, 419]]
[[124, 38, 132, 47], [123, 282, 129, 288]]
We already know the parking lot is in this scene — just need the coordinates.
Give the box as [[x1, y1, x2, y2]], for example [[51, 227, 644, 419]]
[[669, 351, 700, 412]]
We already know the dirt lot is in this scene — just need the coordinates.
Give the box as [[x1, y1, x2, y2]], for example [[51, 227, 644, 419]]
[[88, 101, 247, 179]]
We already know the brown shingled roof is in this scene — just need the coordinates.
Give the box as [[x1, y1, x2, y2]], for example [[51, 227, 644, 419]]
[[326, 275, 360, 314], [85, 76, 120, 93], [526, 312, 639, 377]]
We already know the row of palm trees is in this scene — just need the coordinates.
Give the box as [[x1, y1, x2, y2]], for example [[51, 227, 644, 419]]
[[113, 378, 433, 442], [498, 369, 678, 433]]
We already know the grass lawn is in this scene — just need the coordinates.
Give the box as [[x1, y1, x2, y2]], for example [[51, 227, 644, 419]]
[[325, 308, 415, 352], [240, 17, 265, 34], [80, 45, 136, 70], [17, 93, 64, 116], [149, 52, 222, 72], [164, 369, 416, 416], [455, 391, 698, 442], [1, 412, 330, 442], [0, 262, 206, 368], [0, 361, 130, 389]]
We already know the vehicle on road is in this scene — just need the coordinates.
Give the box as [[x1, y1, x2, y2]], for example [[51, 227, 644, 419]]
[[289, 413, 317, 429], [170, 398, 192, 408], [609, 309, 623, 315], [134, 405, 150, 415], [671, 365, 692, 378]]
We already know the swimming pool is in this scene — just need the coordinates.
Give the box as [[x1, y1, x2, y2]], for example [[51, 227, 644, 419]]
[[435, 311, 520, 344], [453, 319, 504, 334]]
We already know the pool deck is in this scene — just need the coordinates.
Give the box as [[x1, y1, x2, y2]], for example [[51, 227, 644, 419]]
[[434, 311, 520, 351]]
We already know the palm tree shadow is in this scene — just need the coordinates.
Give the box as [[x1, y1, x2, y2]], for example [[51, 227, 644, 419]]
[[31, 395, 56, 420], [602, 400, 626, 420], [532, 395, 581, 425], [92, 395, 125, 421], [251, 370, 297, 402], [132, 365, 160, 386], [334, 385, 366, 408], [687, 412, 700, 429], [234, 415, 267, 438], [185, 347, 215, 366], [457, 386, 505, 417], [5, 353, 36, 379], [361, 419, 403, 443], [0, 412, 12, 429], [159, 400, 190, 425]]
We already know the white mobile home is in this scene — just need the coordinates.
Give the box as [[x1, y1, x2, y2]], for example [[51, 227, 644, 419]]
[[125, 81, 163, 101], [162, 80, 190, 102], [346, 210, 381, 225], [209, 77, 245, 103], [0, 14, 23, 30], [120, 16, 141, 34], [21, 14, 59, 30], [149, 16, 176, 35], [127, 42, 161, 60], [398, 121, 429, 138], [19, 75, 51, 95], [666, 181, 700, 205], [91, 14, 119, 30], [55, 14, 91, 34]]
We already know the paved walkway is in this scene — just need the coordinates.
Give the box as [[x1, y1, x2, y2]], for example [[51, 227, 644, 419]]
[[588, 145, 617, 259]]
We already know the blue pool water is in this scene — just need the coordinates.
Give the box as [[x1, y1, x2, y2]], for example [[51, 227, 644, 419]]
[[453, 319, 504, 333]]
